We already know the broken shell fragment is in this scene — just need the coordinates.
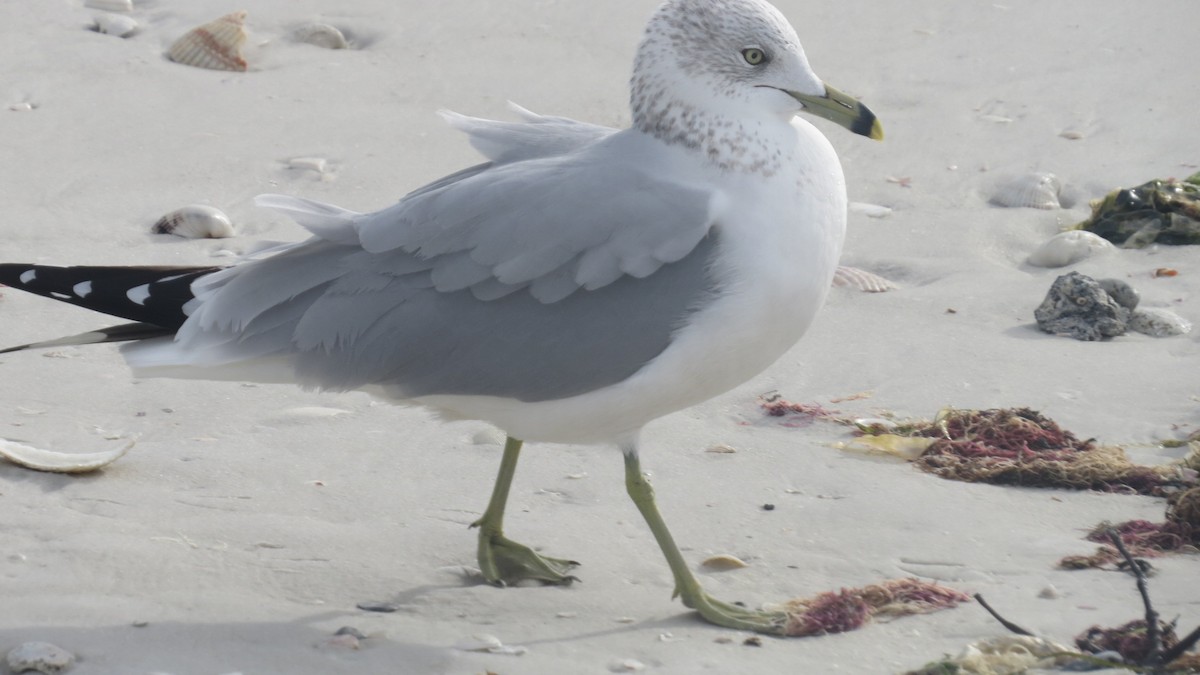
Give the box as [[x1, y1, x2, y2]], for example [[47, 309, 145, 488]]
[[849, 202, 893, 218], [295, 23, 348, 49], [167, 11, 249, 72], [93, 13, 139, 37], [990, 172, 1063, 209], [152, 205, 235, 239], [0, 438, 133, 473], [1026, 230, 1115, 268], [700, 554, 749, 571], [833, 266, 898, 292]]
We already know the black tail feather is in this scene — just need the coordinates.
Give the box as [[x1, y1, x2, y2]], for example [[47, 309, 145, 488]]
[[0, 263, 220, 329], [0, 322, 174, 355]]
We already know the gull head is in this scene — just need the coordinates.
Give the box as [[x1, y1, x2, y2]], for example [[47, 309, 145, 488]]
[[630, 0, 881, 166]]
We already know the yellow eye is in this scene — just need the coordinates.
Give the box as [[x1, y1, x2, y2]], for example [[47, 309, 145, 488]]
[[741, 48, 766, 65]]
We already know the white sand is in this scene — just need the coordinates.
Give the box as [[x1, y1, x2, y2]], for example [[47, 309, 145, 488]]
[[2, 1, 1198, 672]]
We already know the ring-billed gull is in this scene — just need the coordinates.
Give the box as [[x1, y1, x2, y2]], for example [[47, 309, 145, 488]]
[[0, 0, 880, 633]]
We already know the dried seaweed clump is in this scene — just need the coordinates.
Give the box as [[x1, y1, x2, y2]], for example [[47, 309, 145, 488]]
[[757, 393, 842, 428], [894, 408, 1191, 497], [1061, 487, 1200, 569], [1075, 171, 1200, 248], [1077, 619, 1182, 665], [780, 578, 970, 637]]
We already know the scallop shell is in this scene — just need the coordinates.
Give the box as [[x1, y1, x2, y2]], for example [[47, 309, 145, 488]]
[[1026, 230, 1116, 268], [989, 172, 1062, 209], [832, 265, 898, 292], [0, 438, 133, 473], [295, 23, 348, 49], [1128, 308, 1192, 337], [93, 13, 138, 37], [167, 11, 249, 72], [152, 204, 235, 239]]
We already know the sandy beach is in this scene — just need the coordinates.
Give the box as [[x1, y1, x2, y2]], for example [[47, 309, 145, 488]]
[[2, 0, 1199, 673]]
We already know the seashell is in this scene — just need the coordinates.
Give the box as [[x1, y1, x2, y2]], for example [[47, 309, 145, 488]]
[[453, 634, 528, 655], [699, 554, 748, 571], [295, 23, 348, 49], [288, 156, 329, 173], [1026, 230, 1116, 268], [0, 437, 132, 473], [989, 172, 1062, 209], [93, 13, 138, 37], [85, 0, 132, 11], [1128, 308, 1192, 338], [849, 201, 893, 218], [152, 204, 235, 239], [167, 11, 249, 72], [5, 641, 75, 675], [832, 265, 898, 292]]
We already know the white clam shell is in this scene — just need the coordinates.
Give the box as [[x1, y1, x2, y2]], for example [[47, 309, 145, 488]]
[[152, 204, 235, 239], [295, 23, 348, 49], [168, 11, 249, 72], [990, 172, 1062, 209], [288, 156, 329, 173], [93, 13, 138, 37], [1026, 230, 1116, 268], [0, 438, 133, 473], [849, 201, 893, 218], [85, 0, 132, 11], [1128, 308, 1192, 337]]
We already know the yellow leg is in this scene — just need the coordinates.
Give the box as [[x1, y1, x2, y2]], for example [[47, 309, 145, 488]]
[[623, 447, 786, 634], [471, 436, 578, 586]]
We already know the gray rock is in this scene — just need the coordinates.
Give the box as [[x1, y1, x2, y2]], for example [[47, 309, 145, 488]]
[[6, 642, 74, 674], [1096, 278, 1140, 309], [1034, 271, 1127, 341]]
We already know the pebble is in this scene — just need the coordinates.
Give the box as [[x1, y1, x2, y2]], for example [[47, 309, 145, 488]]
[[1037, 584, 1061, 599], [1128, 307, 1192, 337], [1096, 278, 1139, 309], [608, 659, 646, 672], [355, 600, 399, 613], [5, 642, 75, 675]]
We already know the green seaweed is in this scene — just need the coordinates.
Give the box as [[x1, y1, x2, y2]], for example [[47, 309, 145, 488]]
[[1075, 171, 1200, 248]]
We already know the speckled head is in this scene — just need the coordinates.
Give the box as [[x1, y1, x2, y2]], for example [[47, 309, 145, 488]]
[[630, 0, 881, 171]]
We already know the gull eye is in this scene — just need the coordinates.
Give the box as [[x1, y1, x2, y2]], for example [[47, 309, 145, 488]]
[[741, 47, 767, 66]]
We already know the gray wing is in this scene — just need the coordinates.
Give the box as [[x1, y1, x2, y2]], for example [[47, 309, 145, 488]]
[[198, 233, 721, 401], [151, 121, 725, 401]]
